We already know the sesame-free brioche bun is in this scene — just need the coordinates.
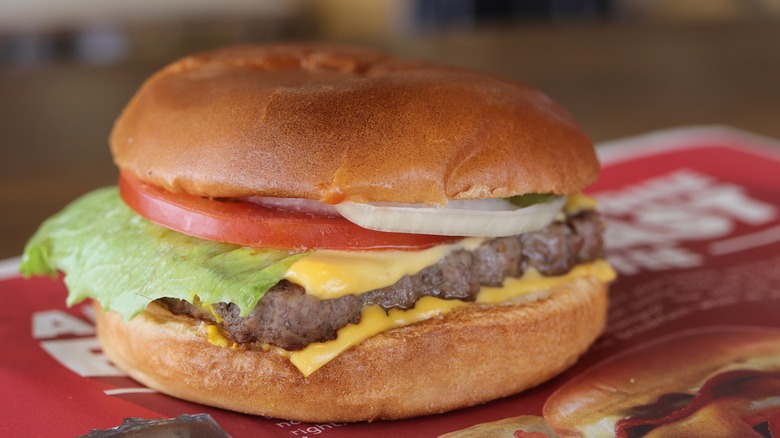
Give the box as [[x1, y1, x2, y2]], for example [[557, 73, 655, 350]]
[[96, 276, 608, 422], [110, 44, 598, 205]]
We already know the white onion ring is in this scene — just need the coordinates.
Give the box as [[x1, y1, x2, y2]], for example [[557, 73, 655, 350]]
[[335, 197, 567, 237]]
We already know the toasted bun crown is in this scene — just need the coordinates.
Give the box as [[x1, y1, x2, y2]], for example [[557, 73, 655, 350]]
[[111, 44, 598, 204]]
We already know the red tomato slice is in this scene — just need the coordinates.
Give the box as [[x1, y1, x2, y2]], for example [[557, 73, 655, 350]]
[[118, 172, 461, 251]]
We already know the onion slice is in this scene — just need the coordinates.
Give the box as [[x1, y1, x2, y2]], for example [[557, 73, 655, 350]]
[[335, 197, 567, 237]]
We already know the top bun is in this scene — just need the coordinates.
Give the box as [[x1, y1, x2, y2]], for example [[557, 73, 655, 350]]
[[111, 44, 598, 205]]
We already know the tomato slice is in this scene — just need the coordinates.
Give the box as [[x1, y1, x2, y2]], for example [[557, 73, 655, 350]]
[[118, 172, 461, 251]]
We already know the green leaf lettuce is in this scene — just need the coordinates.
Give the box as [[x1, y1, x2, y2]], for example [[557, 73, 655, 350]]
[[20, 187, 306, 319]]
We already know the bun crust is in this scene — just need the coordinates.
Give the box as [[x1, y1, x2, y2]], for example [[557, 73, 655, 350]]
[[96, 276, 608, 422], [110, 44, 598, 205]]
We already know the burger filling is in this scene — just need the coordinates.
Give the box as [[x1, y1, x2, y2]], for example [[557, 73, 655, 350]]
[[20, 186, 612, 375], [158, 210, 604, 350]]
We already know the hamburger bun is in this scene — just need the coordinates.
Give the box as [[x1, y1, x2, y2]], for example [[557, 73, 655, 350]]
[[110, 44, 598, 205], [97, 276, 608, 422]]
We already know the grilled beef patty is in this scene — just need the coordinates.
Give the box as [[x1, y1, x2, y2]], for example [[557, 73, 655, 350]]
[[159, 210, 604, 350]]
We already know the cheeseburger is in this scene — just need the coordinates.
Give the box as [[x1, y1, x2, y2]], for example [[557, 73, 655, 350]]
[[543, 327, 780, 437], [21, 44, 615, 422]]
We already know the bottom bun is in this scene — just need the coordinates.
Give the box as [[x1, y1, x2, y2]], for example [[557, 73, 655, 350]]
[[96, 276, 608, 422]]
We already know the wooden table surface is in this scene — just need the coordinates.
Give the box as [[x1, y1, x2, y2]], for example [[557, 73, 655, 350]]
[[2, 22, 779, 260]]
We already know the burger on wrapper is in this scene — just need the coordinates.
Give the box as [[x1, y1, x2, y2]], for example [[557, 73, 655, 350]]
[[544, 327, 780, 437], [21, 44, 615, 422]]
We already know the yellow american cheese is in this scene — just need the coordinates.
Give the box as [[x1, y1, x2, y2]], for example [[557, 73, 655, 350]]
[[283, 238, 484, 299], [288, 260, 616, 376], [206, 324, 232, 348], [477, 259, 615, 304], [290, 296, 468, 376], [565, 192, 598, 214]]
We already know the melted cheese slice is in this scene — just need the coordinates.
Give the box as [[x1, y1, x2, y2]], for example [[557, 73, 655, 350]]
[[477, 260, 614, 304], [565, 193, 598, 215], [289, 260, 616, 376], [290, 296, 468, 376], [283, 238, 484, 299]]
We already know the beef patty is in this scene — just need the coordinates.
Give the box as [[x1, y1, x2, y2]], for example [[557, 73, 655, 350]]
[[159, 210, 604, 350]]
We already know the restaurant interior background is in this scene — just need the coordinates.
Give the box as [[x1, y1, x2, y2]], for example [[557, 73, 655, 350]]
[[1, 0, 779, 259]]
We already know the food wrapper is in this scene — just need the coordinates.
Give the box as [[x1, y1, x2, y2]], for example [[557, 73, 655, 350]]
[[2, 126, 779, 437]]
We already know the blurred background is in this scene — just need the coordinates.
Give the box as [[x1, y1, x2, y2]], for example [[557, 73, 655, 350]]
[[2, 0, 780, 259]]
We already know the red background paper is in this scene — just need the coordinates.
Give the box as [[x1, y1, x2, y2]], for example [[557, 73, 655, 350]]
[[2, 127, 779, 437]]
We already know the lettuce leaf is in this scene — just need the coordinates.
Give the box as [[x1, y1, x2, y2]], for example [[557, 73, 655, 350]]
[[20, 187, 306, 319]]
